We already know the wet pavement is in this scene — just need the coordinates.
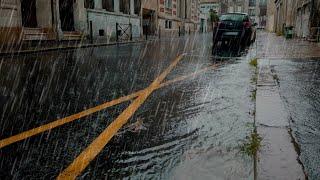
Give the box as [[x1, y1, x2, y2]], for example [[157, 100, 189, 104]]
[[1, 31, 320, 180], [256, 32, 320, 180], [0, 33, 257, 179], [269, 59, 320, 179]]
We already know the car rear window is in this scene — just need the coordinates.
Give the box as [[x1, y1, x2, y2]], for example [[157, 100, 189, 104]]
[[219, 14, 247, 21]]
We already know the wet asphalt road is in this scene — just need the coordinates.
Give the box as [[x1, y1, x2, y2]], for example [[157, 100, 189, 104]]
[[1, 33, 256, 179]]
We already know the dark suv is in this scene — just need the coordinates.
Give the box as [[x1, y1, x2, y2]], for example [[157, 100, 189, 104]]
[[213, 13, 256, 47]]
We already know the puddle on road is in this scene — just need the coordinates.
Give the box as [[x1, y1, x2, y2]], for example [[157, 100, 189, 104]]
[[81, 46, 257, 179]]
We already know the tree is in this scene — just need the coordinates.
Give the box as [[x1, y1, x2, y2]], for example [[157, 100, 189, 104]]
[[209, 9, 219, 31]]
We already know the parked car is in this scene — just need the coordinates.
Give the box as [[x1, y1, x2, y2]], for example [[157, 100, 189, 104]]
[[213, 13, 257, 47]]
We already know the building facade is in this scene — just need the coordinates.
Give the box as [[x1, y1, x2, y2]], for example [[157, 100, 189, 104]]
[[0, 0, 201, 46], [199, 0, 221, 32], [0, 0, 141, 45], [266, 0, 276, 32], [247, 0, 267, 28], [271, 0, 320, 39], [141, 0, 200, 38], [227, 0, 249, 13], [86, 0, 141, 42], [295, 0, 320, 39]]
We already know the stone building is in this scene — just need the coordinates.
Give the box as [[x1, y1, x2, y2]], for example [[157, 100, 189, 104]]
[[295, 0, 320, 39], [0, 0, 200, 46], [199, 0, 223, 32], [266, 0, 276, 32], [274, 0, 296, 34], [86, 0, 141, 42], [0, 0, 58, 45], [227, 0, 249, 13], [271, 0, 319, 39], [247, 0, 267, 28], [141, 0, 158, 36], [141, 0, 200, 38], [0, 0, 141, 45], [158, 0, 200, 37]]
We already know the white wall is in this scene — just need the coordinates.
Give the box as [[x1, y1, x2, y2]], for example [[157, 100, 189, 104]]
[[0, 0, 21, 27], [87, 10, 141, 39]]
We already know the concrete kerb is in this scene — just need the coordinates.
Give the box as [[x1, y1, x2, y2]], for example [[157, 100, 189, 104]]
[[255, 59, 306, 179], [0, 40, 146, 57]]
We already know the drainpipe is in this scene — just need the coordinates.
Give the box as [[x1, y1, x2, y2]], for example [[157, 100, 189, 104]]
[[51, 0, 54, 28]]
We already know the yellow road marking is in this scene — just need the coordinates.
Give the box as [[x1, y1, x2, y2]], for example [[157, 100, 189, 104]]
[[0, 90, 143, 149], [57, 54, 184, 179], [0, 63, 220, 149]]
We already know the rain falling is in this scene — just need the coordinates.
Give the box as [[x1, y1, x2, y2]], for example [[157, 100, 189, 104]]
[[0, 0, 320, 179]]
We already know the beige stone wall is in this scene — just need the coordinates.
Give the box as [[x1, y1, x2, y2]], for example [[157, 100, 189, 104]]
[[266, 0, 276, 32], [36, 0, 53, 28], [0, 0, 21, 27], [142, 0, 157, 11]]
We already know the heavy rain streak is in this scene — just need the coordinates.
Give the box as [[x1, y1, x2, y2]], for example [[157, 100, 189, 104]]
[[0, 0, 320, 180]]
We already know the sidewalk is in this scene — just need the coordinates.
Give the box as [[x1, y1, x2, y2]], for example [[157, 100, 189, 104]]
[[256, 32, 320, 59], [254, 32, 320, 179], [0, 38, 145, 56], [256, 60, 305, 179]]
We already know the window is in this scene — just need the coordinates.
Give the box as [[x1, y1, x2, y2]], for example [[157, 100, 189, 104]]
[[249, 0, 256, 7], [102, 0, 114, 12], [165, 20, 172, 29], [84, 0, 94, 9], [249, 9, 255, 16], [259, 0, 267, 6], [165, 0, 172, 9], [237, 6, 242, 12], [120, 0, 130, 14], [134, 0, 141, 15]]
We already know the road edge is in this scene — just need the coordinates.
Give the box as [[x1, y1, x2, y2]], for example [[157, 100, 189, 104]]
[[0, 40, 146, 57]]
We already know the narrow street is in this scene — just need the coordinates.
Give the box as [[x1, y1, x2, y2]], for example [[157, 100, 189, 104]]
[[0, 31, 320, 180], [0, 33, 256, 179]]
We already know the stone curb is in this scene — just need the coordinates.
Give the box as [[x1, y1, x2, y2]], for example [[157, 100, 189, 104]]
[[0, 40, 146, 57], [255, 59, 305, 179]]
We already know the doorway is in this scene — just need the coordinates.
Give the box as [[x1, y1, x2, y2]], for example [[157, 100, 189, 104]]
[[142, 9, 156, 35], [59, 0, 75, 31], [21, 0, 38, 28]]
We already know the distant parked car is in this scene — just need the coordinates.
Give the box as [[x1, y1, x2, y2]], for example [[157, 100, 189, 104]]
[[213, 13, 257, 47]]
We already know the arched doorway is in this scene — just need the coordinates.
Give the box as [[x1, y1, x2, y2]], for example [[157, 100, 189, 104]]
[[21, 0, 38, 27], [59, 0, 75, 31]]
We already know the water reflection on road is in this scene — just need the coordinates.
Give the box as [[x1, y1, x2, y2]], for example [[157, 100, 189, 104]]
[[0, 34, 256, 179]]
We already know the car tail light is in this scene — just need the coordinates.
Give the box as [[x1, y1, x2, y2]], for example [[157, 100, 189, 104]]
[[243, 22, 251, 29]]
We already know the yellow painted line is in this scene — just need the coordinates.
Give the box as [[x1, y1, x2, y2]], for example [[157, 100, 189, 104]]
[[0, 90, 143, 149], [57, 54, 184, 179], [0, 62, 220, 149]]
